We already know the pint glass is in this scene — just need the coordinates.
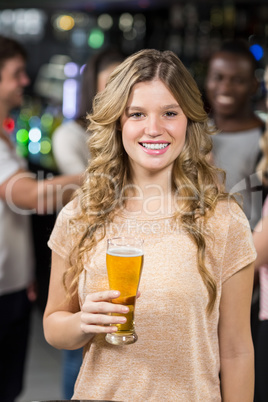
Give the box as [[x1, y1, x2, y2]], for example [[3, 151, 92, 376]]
[[105, 236, 144, 346]]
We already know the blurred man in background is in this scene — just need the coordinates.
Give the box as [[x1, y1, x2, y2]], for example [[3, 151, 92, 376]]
[[205, 40, 266, 395], [0, 35, 81, 402], [205, 39, 265, 230]]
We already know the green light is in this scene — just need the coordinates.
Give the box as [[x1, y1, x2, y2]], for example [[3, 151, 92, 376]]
[[40, 139, 52, 154], [41, 113, 53, 129], [16, 129, 29, 144], [19, 108, 32, 121], [88, 28, 104, 49], [16, 144, 28, 158]]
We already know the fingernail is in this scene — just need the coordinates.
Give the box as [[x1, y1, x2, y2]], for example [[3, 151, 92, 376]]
[[122, 306, 129, 312], [112, 291, 119, 296]]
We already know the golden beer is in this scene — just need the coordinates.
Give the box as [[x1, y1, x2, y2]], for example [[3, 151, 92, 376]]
[[105, 237, 144, 346]]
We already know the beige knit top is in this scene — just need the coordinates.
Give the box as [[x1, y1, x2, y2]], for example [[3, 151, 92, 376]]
[[48, 199, 256, 401]]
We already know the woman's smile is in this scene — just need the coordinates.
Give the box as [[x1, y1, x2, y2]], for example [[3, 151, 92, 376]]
[[139, 141, 170, 154]]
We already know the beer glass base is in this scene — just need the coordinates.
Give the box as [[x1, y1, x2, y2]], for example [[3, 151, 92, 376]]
[[105, 331, 138, 346]]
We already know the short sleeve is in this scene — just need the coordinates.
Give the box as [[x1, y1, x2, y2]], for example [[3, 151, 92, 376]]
[[0, 139, 26, 184], [47, 198, 84, 259], [221, 201, 257, 283]]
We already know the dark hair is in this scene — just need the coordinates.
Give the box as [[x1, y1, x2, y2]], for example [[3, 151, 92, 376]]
[[0, 35, 27, 74], [77, 47, 124, 127], [212, 39, 257, 73]]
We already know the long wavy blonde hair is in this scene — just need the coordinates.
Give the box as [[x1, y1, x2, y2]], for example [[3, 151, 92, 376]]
[[64, 49, 227, 314]]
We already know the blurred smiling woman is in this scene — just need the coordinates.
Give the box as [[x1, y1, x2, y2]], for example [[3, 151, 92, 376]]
[[43, 49, 256, 401]]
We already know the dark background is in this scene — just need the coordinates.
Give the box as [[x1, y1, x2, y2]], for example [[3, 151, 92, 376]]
[[1, 0, 267, 91]]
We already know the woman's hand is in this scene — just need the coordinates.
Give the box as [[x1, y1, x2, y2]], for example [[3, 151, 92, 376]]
[[80, 290, 129, 334], [44, 251, 140, 349]]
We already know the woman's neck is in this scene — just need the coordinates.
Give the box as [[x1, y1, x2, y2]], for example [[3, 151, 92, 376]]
[[123, 169, 175, 217]]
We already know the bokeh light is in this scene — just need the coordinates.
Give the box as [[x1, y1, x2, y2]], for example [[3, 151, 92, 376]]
[[71, 29, 87, 47], [98, 14, 113, 30], [123, 29, 137, 41], [64, 62, 79, 78], [0, 9, 14, 26], [3, 117, 15, 132], [29, 127, 42, 142], [62, 79, 78, 119], [88, 28, 104, 48], [119, 13, 133, 32], [41, 113, 53, 130], [20, 109, 32, 121], [28, 141, 41, 155], [40, 138, 52, 154], [29, 116, 40, 128], [57, 15, 75, 31], [250, 44, 264, 61], [16, 144, 28, 158], [16, 129, 29, 144]]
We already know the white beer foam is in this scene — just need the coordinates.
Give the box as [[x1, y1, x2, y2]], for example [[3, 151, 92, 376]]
[[107, 247, 143, 258]]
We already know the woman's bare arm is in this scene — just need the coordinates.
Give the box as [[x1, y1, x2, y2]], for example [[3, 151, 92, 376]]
[[219, 262, 254, 402]]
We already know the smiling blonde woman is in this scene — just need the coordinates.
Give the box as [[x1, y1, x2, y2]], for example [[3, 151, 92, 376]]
[[43, 49, 256, 401]]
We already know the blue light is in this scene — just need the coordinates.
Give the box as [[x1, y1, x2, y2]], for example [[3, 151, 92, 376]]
[[62, 79, 78, 119], [250, 44, 264, 61], [64, 62, 79, 78], [29, 116, 41, 128], [71, 29, 87, 47], [28, 141, 41, 154]]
